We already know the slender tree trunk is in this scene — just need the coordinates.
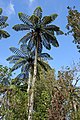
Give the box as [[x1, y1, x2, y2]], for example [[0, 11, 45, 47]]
[[28, 41, 38, 120], [27, 68, 31, 114]]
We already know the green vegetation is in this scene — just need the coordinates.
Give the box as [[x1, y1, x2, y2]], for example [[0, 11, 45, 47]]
[[66, 6, 80, 52], [0, 8, 10, 39], [0, 6, 80, 120]]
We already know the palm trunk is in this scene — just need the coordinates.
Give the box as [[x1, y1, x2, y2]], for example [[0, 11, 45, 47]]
[[27, 68, 31, 114], [28, 41, 38, 120]]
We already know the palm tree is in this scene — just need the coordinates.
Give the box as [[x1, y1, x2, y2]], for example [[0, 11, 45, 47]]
[[0, 8, 10, 39], [7, 43, 53, 116], [12, 6, 63, 120]]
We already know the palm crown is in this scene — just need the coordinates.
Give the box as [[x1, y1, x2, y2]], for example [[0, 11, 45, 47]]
[[0, 8, 10, 39], [13, 7, 63, 52], [7, 43, 53, 80]]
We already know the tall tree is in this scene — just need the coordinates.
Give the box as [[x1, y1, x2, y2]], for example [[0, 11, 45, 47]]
[[0, 8, 10, 39], [12, 6, 63, 119], [7, 43, 53, 116]]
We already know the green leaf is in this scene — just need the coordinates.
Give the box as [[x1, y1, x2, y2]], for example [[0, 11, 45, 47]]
[[39, 53, 53, 60], [44, 25, 59, 31], [0, 16, 8, 25], [20, 44, 29, 54], [33, 6, 42, 19], [19, 32, 32, 43], [41, 34, 51, 50], [41, 14, 58, 25], [51, 14, 58, 21], [18, 12, 32, 26], [11, 58, 27, 72], [0, 30, 10, 39], [29, 15, 39, 24], [56, 30, 64, 35], [13, 24, 30, 31], [9, 47, 26, 57], [41, 16, 52, 25], [21, 62, 30, 73], [42, 29, 59, 47], [0, 8, 2, 15], [0, 23, 9, 29], [7, 55, 21, 62]]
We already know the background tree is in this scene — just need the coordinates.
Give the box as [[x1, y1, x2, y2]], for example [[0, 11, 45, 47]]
[[66, 6, 80, 52], [48, 62, 80, 120], [0, 65, 12, 119], [0, 8, 10, 39], [33, 67, 55, 120]]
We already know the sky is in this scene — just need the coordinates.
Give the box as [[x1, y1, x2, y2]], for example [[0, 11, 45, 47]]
[[0, 0, 80, 73]]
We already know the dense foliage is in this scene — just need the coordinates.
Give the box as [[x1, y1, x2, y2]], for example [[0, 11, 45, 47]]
[[48, 63, 80, 120], [66, 6, 80, 52], [0, 63, 80, 120]]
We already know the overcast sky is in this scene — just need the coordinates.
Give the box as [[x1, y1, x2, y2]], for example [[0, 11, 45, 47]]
[[0, 0, 80, 72]]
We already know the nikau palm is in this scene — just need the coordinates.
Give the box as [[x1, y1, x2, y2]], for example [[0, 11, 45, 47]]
[[7, 43, 53, 117], [0, 8, 10, 39], [13, 6, 63, 120]]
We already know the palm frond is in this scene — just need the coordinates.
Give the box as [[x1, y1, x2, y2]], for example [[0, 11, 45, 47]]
[[19, 32, 32, 43], [0, 30, 10, 39], [27, 39, 34, 50], [51, 14, 58, 21], [13, 24, 30, 31], [9, 59, 19, 64], [33, 6, 42, 19], [0, 8, 2, 15], [39, 53, 53, 60], [38, 60, 51, 71], [9, 47, 26, 57], [41, 33, 51, 50], [37, 60, 47, 71], [29, 15, 39, 24], [6, 55, 21, 61], [45, 33, 59, 47], [21, 63, 30, 73], [0, 16, 8, 25], [11, 58, 26, 71], [11, 62, 23, 71], [41, 14, 58, 25], [18, 12, 32, 26], [42, 29, 59, 47], [0, 23, 9, 29], [44, 25, 59, 31], [20, 44, 29, 54], [56, 30, 64, 35]]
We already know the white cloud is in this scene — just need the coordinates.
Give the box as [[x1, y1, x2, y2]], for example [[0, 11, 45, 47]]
[[29, 0, 35, 6], [29, 0, 34, 3], [6, 1, 15, 16]]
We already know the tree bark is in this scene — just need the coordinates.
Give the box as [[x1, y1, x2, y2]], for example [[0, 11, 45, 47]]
[[27, 68, 32, 114], [28, 42, 38, 120]]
